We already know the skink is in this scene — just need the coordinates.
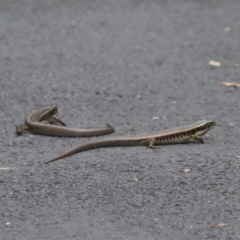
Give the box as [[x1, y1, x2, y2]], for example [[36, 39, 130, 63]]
[[16, 106, 67, 134], [46, 120, 216, 164], [16, 106, 114, 137]]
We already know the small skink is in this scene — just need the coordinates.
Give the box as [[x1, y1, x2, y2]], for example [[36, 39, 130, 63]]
[[46, 120, 216, 164], [16, 106, 67, 134], [16, 106, 114, 137]]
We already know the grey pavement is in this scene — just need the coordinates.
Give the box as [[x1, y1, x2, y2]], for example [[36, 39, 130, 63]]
[[1, 0, 240, 239]]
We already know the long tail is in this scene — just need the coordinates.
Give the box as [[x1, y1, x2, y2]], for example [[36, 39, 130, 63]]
[[45, 138, 140, 164]]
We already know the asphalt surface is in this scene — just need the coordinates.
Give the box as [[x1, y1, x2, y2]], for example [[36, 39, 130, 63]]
[[1, 0, 240, 239]]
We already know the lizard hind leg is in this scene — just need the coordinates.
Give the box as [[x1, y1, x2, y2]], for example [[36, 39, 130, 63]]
[[147, 138, 159, 149], [15, 124, 31, 135]]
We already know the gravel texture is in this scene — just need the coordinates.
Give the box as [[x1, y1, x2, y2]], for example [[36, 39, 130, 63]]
[[1, 0, 240, 239]]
